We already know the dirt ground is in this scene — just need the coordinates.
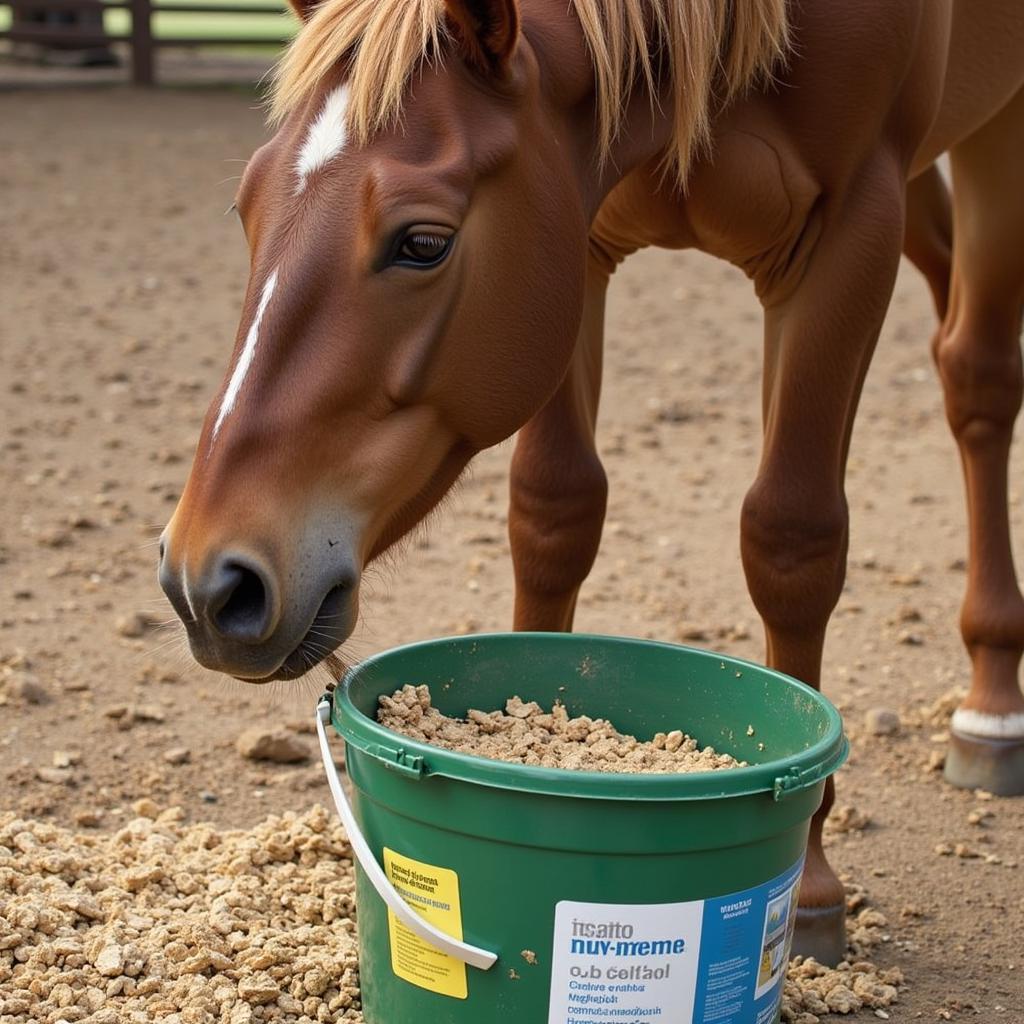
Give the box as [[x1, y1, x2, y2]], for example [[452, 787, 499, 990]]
[[2, 88, 1022, 1021]]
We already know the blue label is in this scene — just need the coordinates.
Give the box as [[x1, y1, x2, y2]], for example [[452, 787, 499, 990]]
[[692, 857, 803, 1023], [547, 857, 804, 1024]]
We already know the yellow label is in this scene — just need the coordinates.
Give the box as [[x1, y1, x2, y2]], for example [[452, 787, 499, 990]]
[[383, 848, 468, 999]]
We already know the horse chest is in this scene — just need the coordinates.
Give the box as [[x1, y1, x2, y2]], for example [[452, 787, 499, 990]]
[[594, 129, 818, 299]]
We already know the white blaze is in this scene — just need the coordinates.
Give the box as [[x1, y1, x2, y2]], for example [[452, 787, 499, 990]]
[[295, 84, 350, 192], [211, 267, 279, 442], [208, 86, 348, 445]]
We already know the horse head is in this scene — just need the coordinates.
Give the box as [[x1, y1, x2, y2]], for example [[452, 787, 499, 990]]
[[159, 0, 592, 679]]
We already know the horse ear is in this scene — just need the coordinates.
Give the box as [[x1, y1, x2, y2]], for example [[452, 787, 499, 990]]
[[286, 0, 317, 22], [445, 0, 520, 75]]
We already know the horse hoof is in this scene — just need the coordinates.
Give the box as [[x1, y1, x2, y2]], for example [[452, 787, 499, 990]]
[[945, 722, 1024, 796], [792, 903, 846, 966]]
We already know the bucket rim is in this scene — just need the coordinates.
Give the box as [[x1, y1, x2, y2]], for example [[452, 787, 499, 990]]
[[330, 632, 848, 802]]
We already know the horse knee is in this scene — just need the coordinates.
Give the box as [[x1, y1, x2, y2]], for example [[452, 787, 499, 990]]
[[510, 449, 608, 595], [740, 480, 849, 635], [935, 313, 1024, 444]]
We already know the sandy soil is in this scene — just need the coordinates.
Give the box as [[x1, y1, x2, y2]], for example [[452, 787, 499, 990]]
[[1, 88, 1022, 1021]]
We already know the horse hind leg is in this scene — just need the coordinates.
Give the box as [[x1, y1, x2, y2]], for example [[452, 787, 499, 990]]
[[904, 161, 952, 320], [937, 86, 1024, 794]]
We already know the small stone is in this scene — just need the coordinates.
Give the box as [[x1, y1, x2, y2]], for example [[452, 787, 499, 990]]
[[236, 728, 311, 764], [12, 674, 49, 704], [506, 697, 541, 719], [200, 791, 218, 803], [521, 949, 538, 965], [237, 972, 280, 1005], [856, 908, 888, 929], [954, 843, 979, 859], [132, 798, 160, 818], [675, 623, 709, 642], [864, 708, 901, 736], [52, 750, 81, 768], [163, 747, 191, 765], [303, 967, 331, 996], [95, 944, 125, 977], [828, 805, 871, 833], [37, 527, 72, 548], [36, 766, 73, 785], [889, 572, 922, 587], [74, 809, 103, 827], [663, 730, 684, 752], [825, 984, 860, 1013]]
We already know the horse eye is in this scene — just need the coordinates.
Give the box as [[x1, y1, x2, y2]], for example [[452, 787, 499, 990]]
[[394, 231, 453, 268]]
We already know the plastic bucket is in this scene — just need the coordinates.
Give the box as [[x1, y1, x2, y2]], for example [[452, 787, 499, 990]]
[[316, 633, 848, 1024]]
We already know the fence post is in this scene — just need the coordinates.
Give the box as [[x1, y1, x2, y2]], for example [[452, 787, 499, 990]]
[[131, 0, 154, 85]]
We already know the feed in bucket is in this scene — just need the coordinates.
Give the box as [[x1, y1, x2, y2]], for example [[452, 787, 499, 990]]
[[316, 633, 848, 1024], [377, 685, 747, 772]]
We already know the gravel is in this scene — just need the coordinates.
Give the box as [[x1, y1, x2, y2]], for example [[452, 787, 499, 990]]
[[0, 805, 359, 1024], [0, 802, 902, 1023]]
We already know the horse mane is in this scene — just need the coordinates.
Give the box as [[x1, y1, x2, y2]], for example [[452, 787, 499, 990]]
[[269, 0, 789, 184]]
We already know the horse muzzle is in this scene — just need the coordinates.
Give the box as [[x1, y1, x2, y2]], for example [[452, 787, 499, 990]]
[[159, 531, 360, 681]]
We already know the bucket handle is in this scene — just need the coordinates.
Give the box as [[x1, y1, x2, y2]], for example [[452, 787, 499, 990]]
[[315, 699, 499, 972]]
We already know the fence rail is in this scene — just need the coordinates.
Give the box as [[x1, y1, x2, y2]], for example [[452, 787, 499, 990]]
[[1, 0, 293, 84]]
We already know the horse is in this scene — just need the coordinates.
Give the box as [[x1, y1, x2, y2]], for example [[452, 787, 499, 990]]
[[158, 0, 1024, 963]]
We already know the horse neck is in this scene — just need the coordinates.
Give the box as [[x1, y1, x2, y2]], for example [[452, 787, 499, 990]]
[[521, 0, 677, 220]]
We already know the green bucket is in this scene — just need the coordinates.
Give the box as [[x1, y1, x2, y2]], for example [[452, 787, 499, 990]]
[[315, 633, 848, 1024]]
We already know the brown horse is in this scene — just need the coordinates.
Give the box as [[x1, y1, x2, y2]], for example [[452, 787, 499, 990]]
[[159, 0, 1024, 961]]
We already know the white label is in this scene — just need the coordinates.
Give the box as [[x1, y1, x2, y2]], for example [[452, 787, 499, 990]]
[[547, 899, 705, 1024], [544, 858, 805, 1024]]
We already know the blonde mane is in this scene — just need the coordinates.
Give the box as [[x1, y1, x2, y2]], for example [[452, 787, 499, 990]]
[[269, 0, 789, 184]]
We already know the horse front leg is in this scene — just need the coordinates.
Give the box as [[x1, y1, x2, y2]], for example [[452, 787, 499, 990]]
[[509, 252, 610, 631], [740, 157, 906, 964]]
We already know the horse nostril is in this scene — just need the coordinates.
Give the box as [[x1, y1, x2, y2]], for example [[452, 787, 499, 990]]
[[209, 559, 276, 643]]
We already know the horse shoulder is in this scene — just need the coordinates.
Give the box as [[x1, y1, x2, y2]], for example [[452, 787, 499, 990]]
[[684, 130, 818, 288], [588, 133, 822, 303]]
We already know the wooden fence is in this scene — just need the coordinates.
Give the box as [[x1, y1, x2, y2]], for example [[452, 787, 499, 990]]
[[1, 0, 291, 84]]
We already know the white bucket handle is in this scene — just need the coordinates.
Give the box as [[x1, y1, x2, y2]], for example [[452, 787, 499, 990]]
[[315, 699, 499, 971]]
